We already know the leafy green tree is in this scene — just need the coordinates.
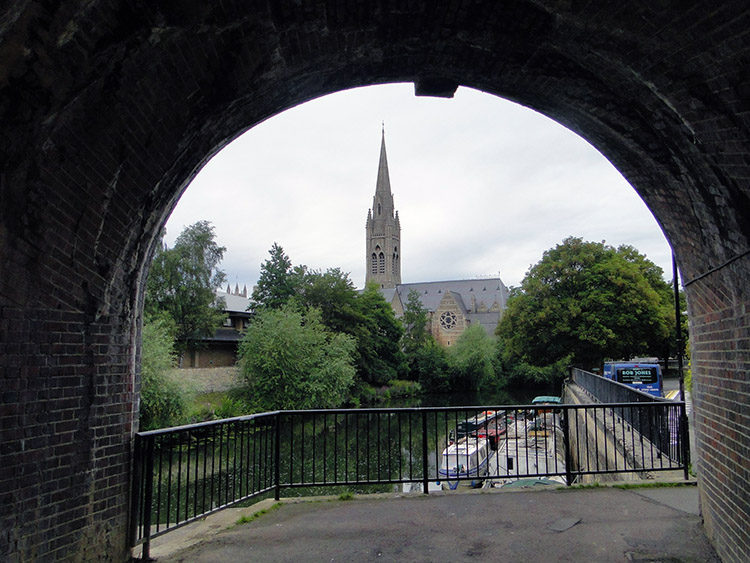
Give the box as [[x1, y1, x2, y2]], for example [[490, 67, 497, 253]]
[[401, 290, 431, 357], [448, 324, 498, 392], [296, 267, 362, 333], [411, 338, 451, 391], [351, 282, 406, 386], [497, 237, 671, 371], [251, 243, 304, 311], [139, 314, 186, 430], [238, 305, 356, 410], [398, 290, 449, 389], [249, 248, 407, 389], [145, 221, 227, 353]]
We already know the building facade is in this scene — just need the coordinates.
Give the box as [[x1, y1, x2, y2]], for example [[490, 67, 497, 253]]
[[385, 280, 509, 346], [365, 130, 508, 343], [184, 284, 252, 368]]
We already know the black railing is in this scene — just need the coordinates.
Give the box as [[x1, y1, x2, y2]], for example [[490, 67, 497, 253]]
[[570, 367, 690, 475], [130, 402, 688, 556]]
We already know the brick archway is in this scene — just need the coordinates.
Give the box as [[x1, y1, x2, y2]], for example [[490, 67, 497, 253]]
[[1, 3, 748, 561]]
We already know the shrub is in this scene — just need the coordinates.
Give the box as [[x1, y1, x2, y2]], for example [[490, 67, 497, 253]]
[[139, 315, 187, 430]]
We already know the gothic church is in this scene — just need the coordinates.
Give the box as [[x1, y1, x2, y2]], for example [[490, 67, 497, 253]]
[[366, 130, 509, 346]]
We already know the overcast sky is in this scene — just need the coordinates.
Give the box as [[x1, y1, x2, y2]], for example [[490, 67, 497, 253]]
[[165, 84, 673, 291]]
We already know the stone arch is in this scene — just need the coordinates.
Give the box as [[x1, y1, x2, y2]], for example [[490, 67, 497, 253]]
[[1, 2, 749, 561]]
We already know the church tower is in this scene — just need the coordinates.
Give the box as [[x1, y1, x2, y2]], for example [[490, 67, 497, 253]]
[[366, 128, 401, 288]]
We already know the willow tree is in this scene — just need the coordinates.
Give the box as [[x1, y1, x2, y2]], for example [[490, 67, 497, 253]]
[[145, 220, 227, 353]]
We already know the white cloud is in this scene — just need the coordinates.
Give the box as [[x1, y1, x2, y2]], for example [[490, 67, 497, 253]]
[[166, 84, 673, 290]]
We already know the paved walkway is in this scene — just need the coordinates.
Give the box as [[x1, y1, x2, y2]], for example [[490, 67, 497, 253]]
[[140, 484, 719, 562]]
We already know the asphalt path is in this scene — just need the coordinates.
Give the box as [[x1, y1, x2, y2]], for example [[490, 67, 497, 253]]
[[156, 486, 718, 563]]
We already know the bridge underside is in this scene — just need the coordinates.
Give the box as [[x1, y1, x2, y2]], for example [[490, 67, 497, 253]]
[[1, 2, 749, 561]]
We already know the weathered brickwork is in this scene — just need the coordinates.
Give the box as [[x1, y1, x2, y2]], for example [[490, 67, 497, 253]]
[[1, 1, 749, 561], [687, 256, 750, 562]]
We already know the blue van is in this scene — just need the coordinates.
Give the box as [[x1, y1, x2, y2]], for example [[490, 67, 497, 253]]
[[603, 362, 663, 397]]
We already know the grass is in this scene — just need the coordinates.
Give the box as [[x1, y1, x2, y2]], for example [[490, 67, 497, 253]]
[[612, 481, 696, 490], [236, 502, 283, 525], [184, 391, 227, 422], [235, 493, 355, 527]]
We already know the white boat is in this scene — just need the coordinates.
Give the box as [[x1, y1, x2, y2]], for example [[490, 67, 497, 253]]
[[437, 435, 491, 490]]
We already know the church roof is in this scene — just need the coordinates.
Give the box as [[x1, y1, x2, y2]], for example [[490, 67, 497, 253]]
[[394, 278, 509, 314]]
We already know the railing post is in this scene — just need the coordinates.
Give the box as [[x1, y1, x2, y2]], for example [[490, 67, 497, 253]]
[[561, 407, 574, 486], [421, 410, 429, 495], [680, 402, 691, 480], [274, 412, 281, 501], [128, 433, 143, 549], [141, 435, 155, 561]]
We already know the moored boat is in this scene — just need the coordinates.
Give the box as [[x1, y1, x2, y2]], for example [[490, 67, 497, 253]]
[[531, 396, 561, 413], [455, 410, 501, 439], [437, 435, 491, 490], [492, 412, 568, 488]]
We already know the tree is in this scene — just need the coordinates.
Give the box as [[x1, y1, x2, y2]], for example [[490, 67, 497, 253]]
[[448, 324, 498, 392], [401, 289, 431, 358], [251, 243, 303, 311], [410, 337, 451, 391], [497, 237, 671, 371], [398, 290, 450, 389], [296, 267, 362, 334], [139, 314, 186, 430], [351, 282, 406, 386], [238, 305, 356, 410], [145, 221, 227, 353]]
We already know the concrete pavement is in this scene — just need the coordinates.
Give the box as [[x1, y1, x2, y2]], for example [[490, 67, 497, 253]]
[[138, 483, 719, 562]]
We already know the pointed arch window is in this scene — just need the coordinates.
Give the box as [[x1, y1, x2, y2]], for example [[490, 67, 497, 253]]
[[377, 202, 382, 215], [378, 252, 385, 274], [371, 253, 378, 274]]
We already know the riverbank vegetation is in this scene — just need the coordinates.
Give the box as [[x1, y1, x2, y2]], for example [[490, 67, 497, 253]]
[[141, 235, 685, 429]]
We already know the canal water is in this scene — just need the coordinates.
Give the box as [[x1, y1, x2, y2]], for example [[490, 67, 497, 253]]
[[392, 382, 563, 408]]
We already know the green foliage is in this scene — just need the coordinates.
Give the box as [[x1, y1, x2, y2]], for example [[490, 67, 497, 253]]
[[501, 356, 572, 386], [215, 394, 254, 419], [351, 283, 406, 385], [448, 324, 499, 392], [251, 243, 303, 311], [497, 237, 672, 371], [296, 267, 362, 334], [235, 503, 282, 526], [250, 246, 406, 389], [145, 221, 227, 353], [409, 338, 451, 391], [139, 315, 186, 430], [397, 289, 453, 390], [684, 339, 693, 393], [358, 379, 423, 405], [401, 290, 430, 356], [238, 305, 356, 410]]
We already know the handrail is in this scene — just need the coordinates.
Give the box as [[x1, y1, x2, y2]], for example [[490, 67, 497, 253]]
[[130, 400, 688, 557]]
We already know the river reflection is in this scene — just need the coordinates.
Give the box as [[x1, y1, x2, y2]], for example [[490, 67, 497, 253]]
[[390, 383, 562, 408]]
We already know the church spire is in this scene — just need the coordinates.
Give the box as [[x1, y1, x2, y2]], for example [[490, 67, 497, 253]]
[[366, 125, 401, 289], [376, 125, 391, 199]]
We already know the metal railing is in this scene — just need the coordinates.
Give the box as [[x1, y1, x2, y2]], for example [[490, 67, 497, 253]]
[[569, 367, 690, 471], [570, 367, 669, 405], [130, 401, 688, 556]]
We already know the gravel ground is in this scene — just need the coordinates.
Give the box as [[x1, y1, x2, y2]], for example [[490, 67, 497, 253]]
[[166, 367, 242, 394]]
